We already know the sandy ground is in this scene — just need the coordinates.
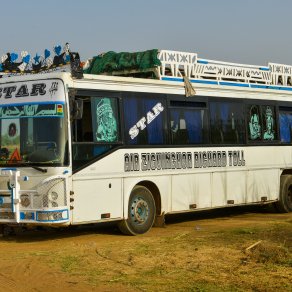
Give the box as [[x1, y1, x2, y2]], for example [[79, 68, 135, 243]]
[[0, 206, 291, 291]]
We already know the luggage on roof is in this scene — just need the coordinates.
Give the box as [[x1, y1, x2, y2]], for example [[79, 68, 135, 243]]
[[83, 49, 161, 77]]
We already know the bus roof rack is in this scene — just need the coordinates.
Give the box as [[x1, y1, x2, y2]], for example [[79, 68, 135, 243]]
[[84, 49, 292, 87]]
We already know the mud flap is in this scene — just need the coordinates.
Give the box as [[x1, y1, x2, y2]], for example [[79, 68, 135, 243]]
[[153, 212, 165, 228]]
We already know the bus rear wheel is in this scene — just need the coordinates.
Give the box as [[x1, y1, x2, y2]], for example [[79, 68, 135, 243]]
[[118, 185, 156, 235], [275, 175, 292, 212]]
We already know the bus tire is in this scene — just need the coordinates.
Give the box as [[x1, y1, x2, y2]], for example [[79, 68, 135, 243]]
[[118, 185, 156, 235], [275, 175, 292, 213]]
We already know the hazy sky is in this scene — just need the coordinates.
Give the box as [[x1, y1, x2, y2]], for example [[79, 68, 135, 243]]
[[1, 0, 292, 66]]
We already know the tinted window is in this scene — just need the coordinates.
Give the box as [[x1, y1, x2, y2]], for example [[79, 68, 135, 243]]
[[123, 95, 166, 145], [91, 97, 119, 143], [247, 105, 262, 140], [169, 104, 208, 145], [73, 97, 120, 143], [72, 96, 120, 170], [210, 101, 245, 144], [279, 109, 292, 143], [247, 104, 277, 142], [262, 105, 277, 141]]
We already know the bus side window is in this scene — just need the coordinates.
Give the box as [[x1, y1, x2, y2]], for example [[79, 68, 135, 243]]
[[210, 101, 245, 144], [247, 105, 262, 141], [73, 99, 93, 142], [72, 96, 120, 170], [262, 105, 277, 141], [279, 108, 292, 143], [169, 101, 208, 145], [171, 115, 189, 144], [123, 95, 166, 145], [72, 98, 94, 162], [247, 104, 277, 142], [91, 97, 119, 143]]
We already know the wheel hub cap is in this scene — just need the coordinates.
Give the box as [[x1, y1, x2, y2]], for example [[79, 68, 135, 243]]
[[131, 198, 149, 224]]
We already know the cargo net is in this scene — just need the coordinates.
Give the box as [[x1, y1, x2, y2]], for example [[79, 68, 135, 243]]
[[37, 178, 66, 208], [83, 49, 161, 78]]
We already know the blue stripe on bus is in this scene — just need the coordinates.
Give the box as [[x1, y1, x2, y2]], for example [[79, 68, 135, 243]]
[[162, 77, 184, 82], [161, 77, 292, 91], [259, 67, 270, 71], [268, 85, 292, 91], [250, 84, 292, 91], [280, 87, 292, 91], [197, 59, 209, 64], [219, 81, 250, 87], [249, 84, 269, 89], [161, 77, 218, 85], [191, 79, 218, 85]]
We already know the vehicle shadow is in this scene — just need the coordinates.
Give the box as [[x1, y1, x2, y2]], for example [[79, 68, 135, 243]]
[[165, 203, 276, 224], [0, 221, 122, 243], [0, 204, 277, 242]]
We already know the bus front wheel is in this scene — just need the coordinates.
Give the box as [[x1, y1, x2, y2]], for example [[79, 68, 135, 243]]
[[118, 185, 156, 235], [276, 175, 292, 212]]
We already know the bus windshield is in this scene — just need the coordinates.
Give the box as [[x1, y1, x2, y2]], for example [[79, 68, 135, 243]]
[[0, 103, 68, 167]]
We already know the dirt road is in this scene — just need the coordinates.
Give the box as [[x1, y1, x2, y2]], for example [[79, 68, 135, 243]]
[[0, 206, 291, 291]]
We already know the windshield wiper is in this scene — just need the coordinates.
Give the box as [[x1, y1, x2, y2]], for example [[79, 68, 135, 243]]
[[32, 166, 47, 173]]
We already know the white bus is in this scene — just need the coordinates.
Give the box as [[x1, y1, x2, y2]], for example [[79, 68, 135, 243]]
[[0, 48, 291, 235]]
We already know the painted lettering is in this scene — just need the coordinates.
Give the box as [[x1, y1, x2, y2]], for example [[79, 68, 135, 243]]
[[15, 84, 29, 97], [146, 111, 156, 124], [3, 86, 17, 98], [124, 150, 245, 172], [228, 150, 245, 167], [130, 103, 164, 140], [124, 153, 140, 172], [152, 102, 164, 114], [136, 117, 147, 130], [129, 125, 139, 139], [30, 83, 46, 96], [140, 152, 192, 171], [194, 151, 227, 168], [0, 82, 52, 99]]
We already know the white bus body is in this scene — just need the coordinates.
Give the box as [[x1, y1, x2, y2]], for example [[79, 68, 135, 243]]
[[0, 50, 292, 235]]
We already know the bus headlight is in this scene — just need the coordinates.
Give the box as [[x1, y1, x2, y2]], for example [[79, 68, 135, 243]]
[[48, 191, 59, 207], [49, 191, 58, 201], [20, 194, 31, 208], [37, 177, 66, 208]]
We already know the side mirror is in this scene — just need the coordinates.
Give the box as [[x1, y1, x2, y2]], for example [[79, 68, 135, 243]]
[[71, 99, 83, 119]]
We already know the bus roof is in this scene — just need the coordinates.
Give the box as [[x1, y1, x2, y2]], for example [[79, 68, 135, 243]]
[[2, 45, 292, 95]]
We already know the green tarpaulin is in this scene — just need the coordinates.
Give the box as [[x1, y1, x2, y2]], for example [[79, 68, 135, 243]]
[[84, 49, 161, 75]]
